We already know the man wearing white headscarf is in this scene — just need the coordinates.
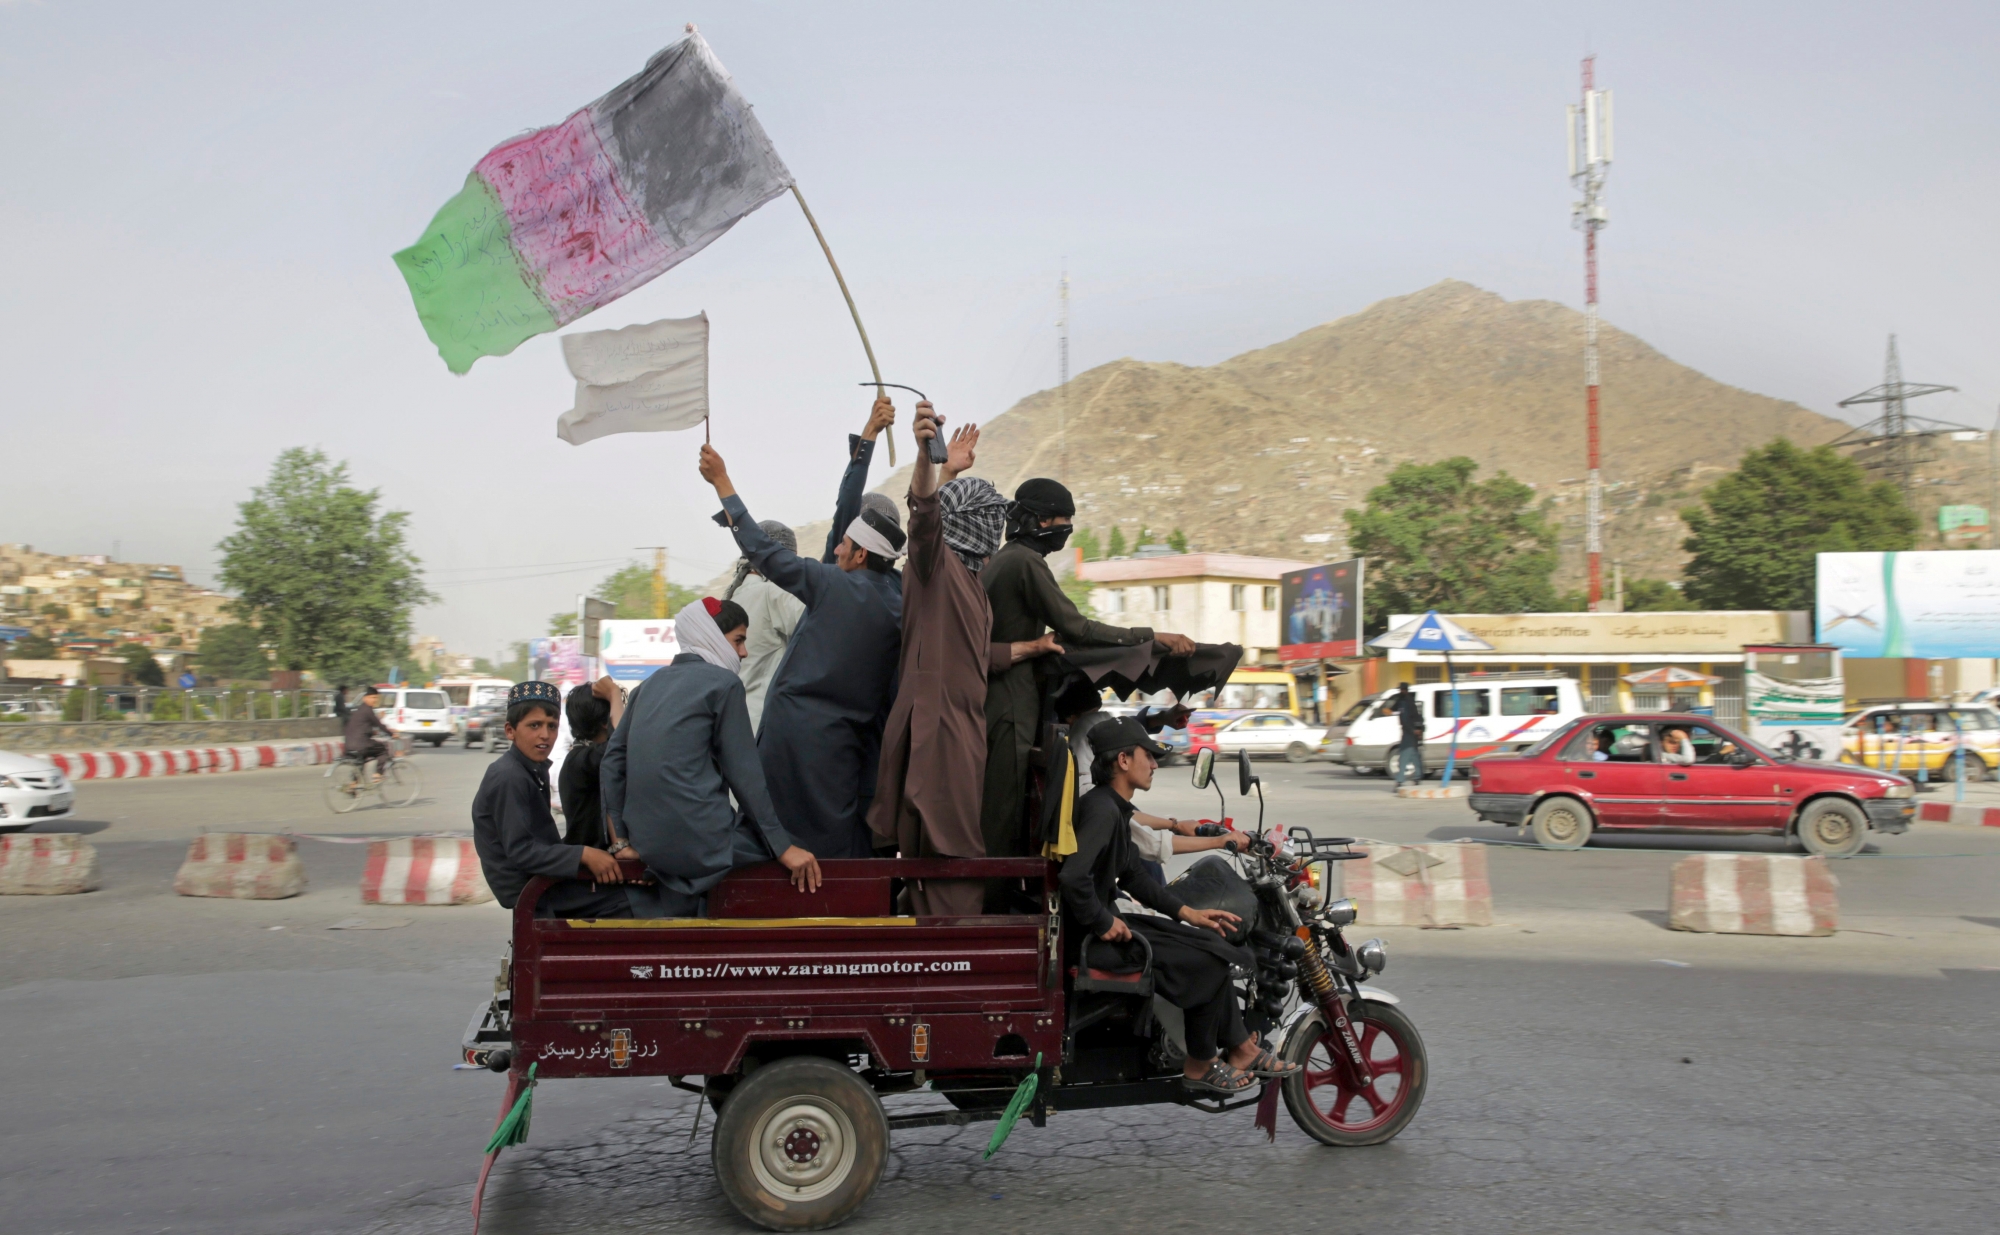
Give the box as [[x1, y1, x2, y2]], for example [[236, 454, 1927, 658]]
[[699, 398, 906, 861], [602, 597, 821, 915], [867, 404, 1062, 915]]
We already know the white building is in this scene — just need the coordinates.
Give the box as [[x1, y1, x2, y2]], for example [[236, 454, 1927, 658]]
[[1077, 551, 1312, 664]]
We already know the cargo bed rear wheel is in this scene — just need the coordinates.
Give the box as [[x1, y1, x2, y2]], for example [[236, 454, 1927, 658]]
[[713, 1056, 887, 1231]]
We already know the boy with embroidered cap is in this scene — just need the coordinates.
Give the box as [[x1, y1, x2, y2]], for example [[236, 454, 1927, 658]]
[[471, 680, 634, 919]]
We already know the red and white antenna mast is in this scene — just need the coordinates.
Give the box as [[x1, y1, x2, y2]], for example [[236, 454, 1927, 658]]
[[1568, 57, 1613, 609]]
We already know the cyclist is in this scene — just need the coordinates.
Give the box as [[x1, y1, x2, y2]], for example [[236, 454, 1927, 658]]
[[343, 685, 393, 782]]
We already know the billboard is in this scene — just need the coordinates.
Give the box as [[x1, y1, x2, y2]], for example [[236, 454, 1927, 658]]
[[1816, 550, 2000, 658], [1743, 645, 1846, 763], [598, 619, 680, 682], [1278, 559, 1362, 660], [527, 635, 586, 686]]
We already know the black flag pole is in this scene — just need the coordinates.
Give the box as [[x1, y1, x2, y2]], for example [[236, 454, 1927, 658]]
[[791, 185, 896, 466]]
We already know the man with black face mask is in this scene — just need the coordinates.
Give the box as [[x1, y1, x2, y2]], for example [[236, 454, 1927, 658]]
[[979, 478, 1195, 897]]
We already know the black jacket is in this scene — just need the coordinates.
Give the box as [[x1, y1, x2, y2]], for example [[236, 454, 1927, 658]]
[[1394, 691, 1424, 742], [1058, 784, 1187, 961]]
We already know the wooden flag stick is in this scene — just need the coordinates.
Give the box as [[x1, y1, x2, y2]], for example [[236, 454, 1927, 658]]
[[791, 184, 896, 466]]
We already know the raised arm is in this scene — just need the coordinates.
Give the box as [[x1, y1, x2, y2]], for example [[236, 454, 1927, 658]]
[[822, 396, 895, 562], [702, 444, 836, 609], [1024, 555, 1154, 648]]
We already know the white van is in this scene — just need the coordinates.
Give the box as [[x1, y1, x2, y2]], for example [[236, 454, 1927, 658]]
[[1325, 673, 1587, 776], [380, 687, 455, 747]]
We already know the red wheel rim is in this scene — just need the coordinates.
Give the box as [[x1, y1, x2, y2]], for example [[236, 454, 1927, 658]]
[[1301, 1014, 1413, 1133]]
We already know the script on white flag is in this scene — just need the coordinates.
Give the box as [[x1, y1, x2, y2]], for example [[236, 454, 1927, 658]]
[[556, 313, 709, 445]]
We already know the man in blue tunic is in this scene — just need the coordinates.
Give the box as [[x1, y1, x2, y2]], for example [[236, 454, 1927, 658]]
[[699, 411, 905, 860]]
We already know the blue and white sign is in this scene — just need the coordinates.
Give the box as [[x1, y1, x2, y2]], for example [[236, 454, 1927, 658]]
[[1817, 550, 2000, 658]]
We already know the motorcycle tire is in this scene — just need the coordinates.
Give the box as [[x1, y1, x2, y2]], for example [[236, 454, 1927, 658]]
[[1280, 1000, 1427, 1147]]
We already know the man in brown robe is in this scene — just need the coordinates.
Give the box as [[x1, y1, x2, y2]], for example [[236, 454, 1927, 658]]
[[981, 480, 1196, 876], [867, 403, 1059, 915]]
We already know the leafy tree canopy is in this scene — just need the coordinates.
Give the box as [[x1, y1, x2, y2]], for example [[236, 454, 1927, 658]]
[[1073, 528, 1103, 562], [1621, 577, 1685, 612], [197, 624, 270, 681], [1343, 456, 1564, 633], [1681, 439, 1916, 610], [217, 448, 434, 685], [1167, 528, 1189, 553], [590, 561, 699, 619], [1107, 528, 1128, 558], [114, 641, 165, 687], [11, 632, 57, 659]]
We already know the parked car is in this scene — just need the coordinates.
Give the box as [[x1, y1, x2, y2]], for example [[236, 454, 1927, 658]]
[[1191, 710, 1326, 763], [380, 687, 455, 747], [0, 698, 62, 722], [0, 750, 74, 831], [1841, 702, 2000, 781], [462, 701, 512, 752], [1327, 673, 1587, 777], [1465, 713, 1915, 856]]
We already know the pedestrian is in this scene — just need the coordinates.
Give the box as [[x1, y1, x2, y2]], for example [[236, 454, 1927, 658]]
[[723, 521, 806, 734], [866, 403, 1012, 914], [558, 676, 626, 851], [1393, 683, 1425, 786], [602, 598, 820, 916], [697, 405, 905, 861]]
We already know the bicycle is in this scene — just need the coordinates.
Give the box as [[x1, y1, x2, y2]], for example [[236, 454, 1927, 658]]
[[322, 750, 422, 813]]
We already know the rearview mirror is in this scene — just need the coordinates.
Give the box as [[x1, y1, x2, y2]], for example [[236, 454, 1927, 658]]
[[1729, 748, 1757, 767], [1191, 747, 1215, 790], [1238, 748, 1258, 795]]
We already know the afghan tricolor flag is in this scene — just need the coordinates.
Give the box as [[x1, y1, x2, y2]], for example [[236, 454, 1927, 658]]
[[394, 32, 793, 374]]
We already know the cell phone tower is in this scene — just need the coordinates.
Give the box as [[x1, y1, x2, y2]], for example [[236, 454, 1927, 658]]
[[1568, 57, 1612, 609]]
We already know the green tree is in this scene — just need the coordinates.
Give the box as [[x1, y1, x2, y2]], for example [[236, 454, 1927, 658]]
[[471, 656, 497, 675], [1134, 527, 1155, 549], [1073, 528, 1104, 561], [495, 641, 530, 681], [1680, 439, 1917, 610], [11, 632, 57, 659], [592, 561, 699, 618], [1343, 457, 1563, 633], [1107, 528, 1128, 558], [547, 612, 579, 636], [198, 624, 270, 681], [115, 642, 165, 687], [217, 448, 435, 685], [1622, 578, 1685, 611], [1167, 527, 1189, 554]]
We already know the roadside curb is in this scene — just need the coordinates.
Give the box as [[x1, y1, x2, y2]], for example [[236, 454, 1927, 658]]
[[1396, 782, 1471, 800], [1916, 800, 2000, 828], [34, 740, 343, 781]]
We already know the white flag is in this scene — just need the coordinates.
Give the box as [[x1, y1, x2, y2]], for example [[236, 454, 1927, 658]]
[[556, 313, 709, 445]]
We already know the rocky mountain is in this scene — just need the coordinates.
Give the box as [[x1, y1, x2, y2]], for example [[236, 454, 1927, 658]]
[[714, 280, 1865, 593]]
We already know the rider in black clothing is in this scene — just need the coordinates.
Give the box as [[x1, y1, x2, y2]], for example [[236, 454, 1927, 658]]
[[343, 687, 393, 779]]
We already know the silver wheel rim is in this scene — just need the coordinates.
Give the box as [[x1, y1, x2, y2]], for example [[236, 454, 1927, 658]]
[[749, 1096, 857, 1202], [1543, 808, 1583, 844]]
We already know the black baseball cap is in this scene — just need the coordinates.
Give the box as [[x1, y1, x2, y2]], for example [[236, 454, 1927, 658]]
[[1088, 715, 1170, 760]]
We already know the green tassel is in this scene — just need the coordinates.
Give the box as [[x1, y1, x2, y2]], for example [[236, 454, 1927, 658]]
[[484, 1063, 538, 1154], [982, 1054, 1042, 1160]]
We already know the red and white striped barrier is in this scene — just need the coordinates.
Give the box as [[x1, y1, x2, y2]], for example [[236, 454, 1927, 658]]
[[174, 832, 308, 899], [35, 740, 343, 781], [0, 833, 100, 895], [1916, 801, 2000, 828], [1668, 854, 1837, 937], [1340, 842, 1493, 928], [360, 836, 492, 906]]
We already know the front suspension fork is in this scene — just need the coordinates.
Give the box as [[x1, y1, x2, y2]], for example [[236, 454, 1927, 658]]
[[1297, 942, 1374, 1087]]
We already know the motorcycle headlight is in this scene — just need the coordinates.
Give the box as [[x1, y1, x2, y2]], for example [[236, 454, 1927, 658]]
[[1881, 784, 1915, 799], [1355, 937, 1388, 974], [1322, 897, 1357, 927]]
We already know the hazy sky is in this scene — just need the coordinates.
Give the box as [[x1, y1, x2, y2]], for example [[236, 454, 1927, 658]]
[[4, 1, 1995, 658]]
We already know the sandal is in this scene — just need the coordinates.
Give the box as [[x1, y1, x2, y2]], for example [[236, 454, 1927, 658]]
[[1243, 1048, 1302, 1079], [1181, 1059, 1257, 1096]]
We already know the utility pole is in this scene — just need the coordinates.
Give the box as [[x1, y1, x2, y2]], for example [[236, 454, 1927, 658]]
[[1568, 57, 1613, 610], [1835, 335, 1958, 505], [636, 546, 668, 617], [1058, 265, 1070, 484]]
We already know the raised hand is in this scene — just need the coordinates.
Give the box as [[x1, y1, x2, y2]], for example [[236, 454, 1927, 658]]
[[945, 421, 979, 479], [864, 394, 896, 441]]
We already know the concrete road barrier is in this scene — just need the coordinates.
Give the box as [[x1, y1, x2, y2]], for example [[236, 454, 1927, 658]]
[[1669, 853, 1837, 937], [42, 740, 343, 781], [0, 833, 100, 895], [174, 833, 308, 900], [1916, 800, 2000, 828], [360, 837, 492, 906], [1341, 842, 1493, 928]]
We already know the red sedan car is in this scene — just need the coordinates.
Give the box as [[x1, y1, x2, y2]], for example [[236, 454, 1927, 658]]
[[1466, 713, 1916, 857]]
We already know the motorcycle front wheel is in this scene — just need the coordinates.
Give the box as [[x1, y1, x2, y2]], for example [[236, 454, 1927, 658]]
[[1280, 1000, 1427, 1146]]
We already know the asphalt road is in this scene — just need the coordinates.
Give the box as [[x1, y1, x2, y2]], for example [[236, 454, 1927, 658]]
[[3, 748, 1996, 1234]]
